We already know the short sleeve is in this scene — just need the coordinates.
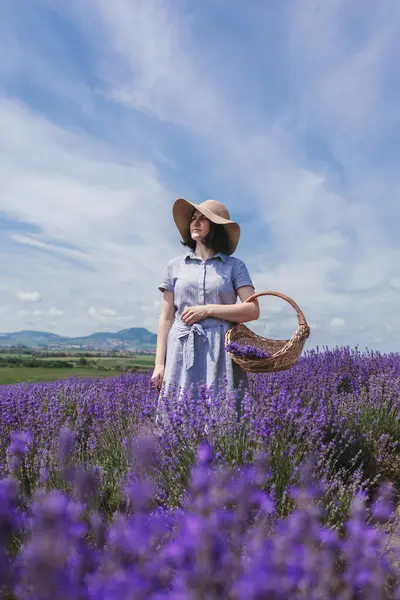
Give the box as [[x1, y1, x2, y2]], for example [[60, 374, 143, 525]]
[[232, 259, 254, 291], [158, 260, 174, 293]]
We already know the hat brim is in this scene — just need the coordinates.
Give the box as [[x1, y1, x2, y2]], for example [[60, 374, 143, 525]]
[[172, 198, 240, 255]]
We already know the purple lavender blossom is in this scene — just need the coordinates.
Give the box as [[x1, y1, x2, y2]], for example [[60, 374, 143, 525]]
[[7, 431, 31, 471], [0, 453, 398, 597], [9, 431, 31, 456], [225, 341, 272, 359], [0, 348, 399, 595]]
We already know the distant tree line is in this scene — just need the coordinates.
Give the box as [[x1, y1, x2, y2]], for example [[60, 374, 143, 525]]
[[0, 347, 33, 355], [0, 347, 152, 358], [0, 356, 76, 368], [0, 355, 150, 372]]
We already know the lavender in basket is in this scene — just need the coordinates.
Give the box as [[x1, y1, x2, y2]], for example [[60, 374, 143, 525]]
[[225, 341, 272, 360]]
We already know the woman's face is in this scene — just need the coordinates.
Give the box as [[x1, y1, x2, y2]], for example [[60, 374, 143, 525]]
[[190, 210, 211, 243]]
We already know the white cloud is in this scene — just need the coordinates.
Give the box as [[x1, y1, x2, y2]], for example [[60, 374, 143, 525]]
[[16, 290, 42, 302], [88, 306, 115, 318], [49, 307, 64, 317], [0, 99, 172, 251], [330, 317, 345, 330], [141, 299, 162, 314], [101, 308, 117, 317], [389, 277, 400, 290], [0, 1, 399, 350], [83, 0, 225, 132], [62, 4, 356, 262], [10, 234, 88, 262], [9, 306, 65, 332], [88, 306, 122, 322], [0, 97, 178, 335]]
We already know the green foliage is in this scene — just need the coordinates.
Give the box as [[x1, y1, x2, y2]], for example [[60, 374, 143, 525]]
[[0, 352, 155, 384]]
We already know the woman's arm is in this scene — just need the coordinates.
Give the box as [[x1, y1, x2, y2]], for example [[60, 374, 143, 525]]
[[181, 286, 259, 326], [154, 290, 176, 366], [207, 285, 260, 323], [151, 290, 175, 392]]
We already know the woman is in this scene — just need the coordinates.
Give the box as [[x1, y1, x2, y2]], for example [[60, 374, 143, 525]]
[[151, 197, 259, 410]]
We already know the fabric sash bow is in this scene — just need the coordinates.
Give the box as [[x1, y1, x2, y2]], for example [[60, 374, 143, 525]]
[[177, 324, 208, 370], [175, 319, 228, 370]]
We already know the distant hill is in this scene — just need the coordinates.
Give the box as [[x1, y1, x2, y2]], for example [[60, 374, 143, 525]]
[[0, 328, 157, 351]]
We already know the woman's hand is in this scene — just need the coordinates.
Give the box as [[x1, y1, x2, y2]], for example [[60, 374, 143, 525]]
[[151, 364, 165, 393], [181, 305, 210, 326]]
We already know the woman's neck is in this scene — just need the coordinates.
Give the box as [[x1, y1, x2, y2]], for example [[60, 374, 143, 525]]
[[194, 242, 216, 261]]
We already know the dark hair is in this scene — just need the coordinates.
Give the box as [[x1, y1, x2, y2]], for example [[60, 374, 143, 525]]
[[180, 220, 231, 255]]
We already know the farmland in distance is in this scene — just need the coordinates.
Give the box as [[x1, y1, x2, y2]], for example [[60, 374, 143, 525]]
[[0, 349, 155, 384]]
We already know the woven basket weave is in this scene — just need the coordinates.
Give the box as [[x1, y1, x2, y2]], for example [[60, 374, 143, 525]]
[[225, 291, 310, 373]]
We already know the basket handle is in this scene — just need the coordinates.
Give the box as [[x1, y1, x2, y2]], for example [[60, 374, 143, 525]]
[[244, 291, 308, 327]]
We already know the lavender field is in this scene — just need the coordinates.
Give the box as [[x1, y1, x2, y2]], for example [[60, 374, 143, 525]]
[[2, 346, 400, 598]]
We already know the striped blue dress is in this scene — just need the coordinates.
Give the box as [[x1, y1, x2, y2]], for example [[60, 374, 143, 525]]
[[157, 249, 255, 409]]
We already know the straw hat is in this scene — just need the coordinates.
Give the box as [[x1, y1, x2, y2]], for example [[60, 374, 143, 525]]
[[172, 198, 241, 255]]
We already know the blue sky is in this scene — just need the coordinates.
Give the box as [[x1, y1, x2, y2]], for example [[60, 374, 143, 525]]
[[0, 0, 399, 350]]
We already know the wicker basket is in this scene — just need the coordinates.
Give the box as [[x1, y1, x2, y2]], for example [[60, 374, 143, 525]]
[[225, 291, 311, 373]]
